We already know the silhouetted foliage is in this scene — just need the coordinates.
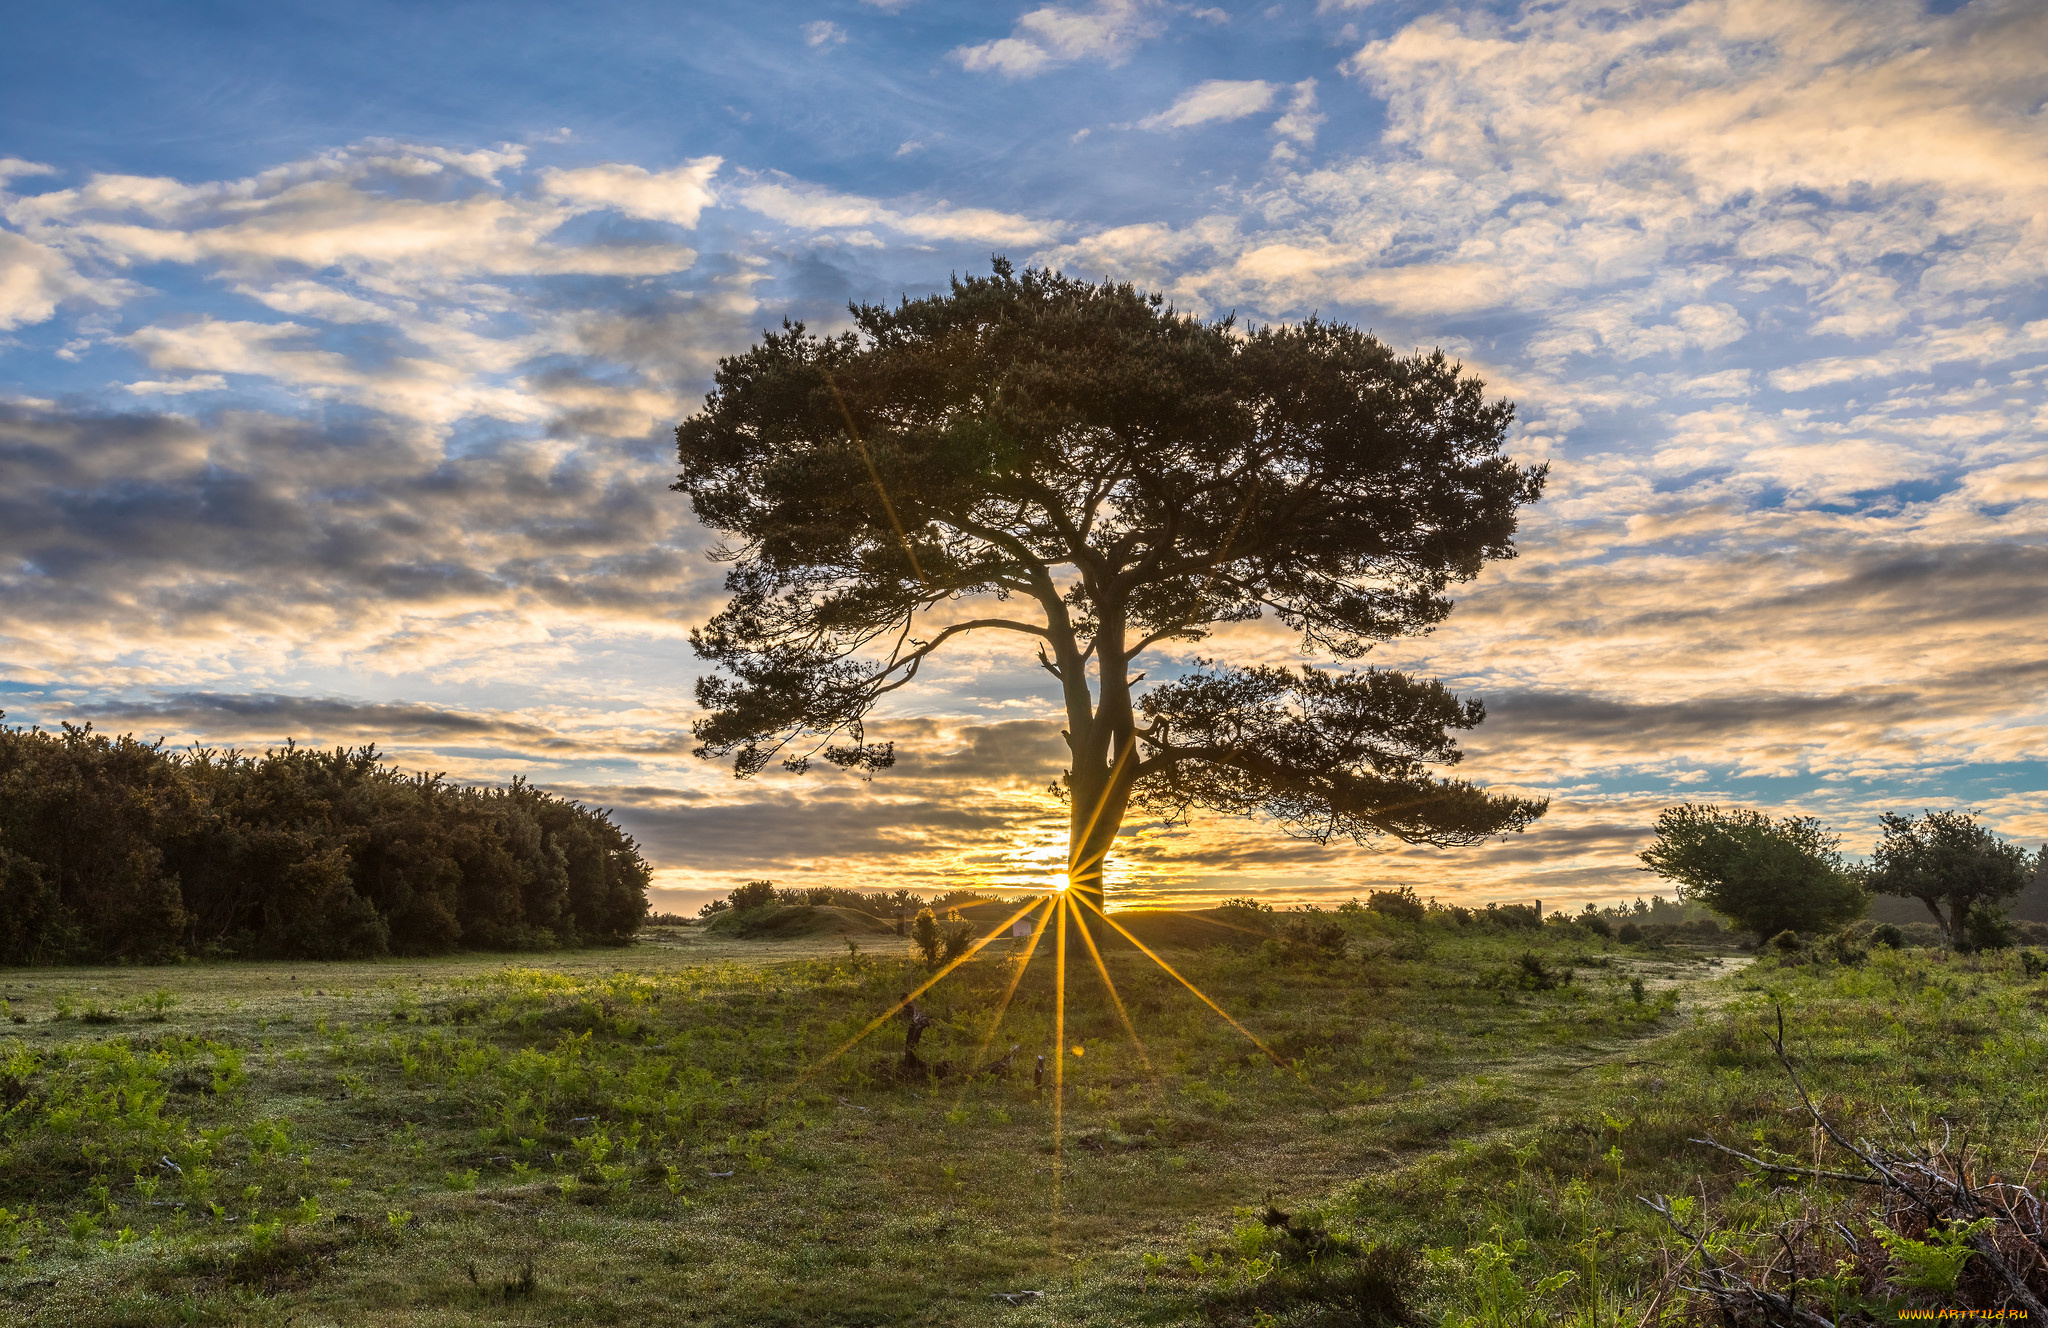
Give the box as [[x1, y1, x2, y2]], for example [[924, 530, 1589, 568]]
[[727, 880, 777, 912], [1365, 886, 1426, 923], [1639, 803, 1866, 940], [0, 716, 648, 964], [673, 260, 1548, 912], [1864, 809, 2042, 950], [909, 908, 944, 969]]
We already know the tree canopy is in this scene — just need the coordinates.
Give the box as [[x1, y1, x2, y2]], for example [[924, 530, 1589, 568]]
[[1864, 809, 2041, 949], [1638, 803, 1865, 940], [674, 262, 1549, 908], [0, 716, 649, 964]]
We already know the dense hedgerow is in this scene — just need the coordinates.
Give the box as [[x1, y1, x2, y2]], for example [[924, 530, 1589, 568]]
[[0, 717, 648, 964]]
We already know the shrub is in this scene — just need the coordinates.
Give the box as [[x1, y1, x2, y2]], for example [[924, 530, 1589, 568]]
[[939, 910, 975, 964], [1273, 910, 1347, 958], [910, 908, 944, 968], [1870, 922, 1904, 948], [728, 880, 776, 912], [1959, 900, 2020, 953], [1616, 921, 1643, 945], [1366, 887, 1426, 923]]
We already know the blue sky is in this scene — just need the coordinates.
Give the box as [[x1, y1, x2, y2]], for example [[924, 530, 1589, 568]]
[[3, 0, 2045, 913]]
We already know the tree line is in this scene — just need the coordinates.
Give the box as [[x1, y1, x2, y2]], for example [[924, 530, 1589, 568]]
[[0, 716, 649, 964], [1641, 803, 2046, 949]]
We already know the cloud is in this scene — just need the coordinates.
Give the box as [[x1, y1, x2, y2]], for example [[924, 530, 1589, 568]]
[[731, 176, 1059, 246], [801, 20, 847, 47], [0, 229, 104, 329], [0, 158, 58, 185], [1138, 79, 1277, 131], [1270, 79, 1324, 153], [953, 0, 1162, 77], [122, 375, 227, 395], [539, 157, 722, 228], [10, 160, 699, 292]]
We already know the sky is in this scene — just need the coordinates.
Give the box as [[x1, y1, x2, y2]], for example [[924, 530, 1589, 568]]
[[2, 0, 2044, 916]]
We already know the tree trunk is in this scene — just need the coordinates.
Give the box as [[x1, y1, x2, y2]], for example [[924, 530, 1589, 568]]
[[1066, 756, 1135, 920], [1920, 894, 1953, 946], [1065, 607, 1136, 926]]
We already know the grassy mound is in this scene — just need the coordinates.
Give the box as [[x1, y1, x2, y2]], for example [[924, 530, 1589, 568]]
[[700, 903, 898, 939]]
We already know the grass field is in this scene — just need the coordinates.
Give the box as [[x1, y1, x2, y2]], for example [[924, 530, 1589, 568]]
[[1, 909, 2044, 1325]]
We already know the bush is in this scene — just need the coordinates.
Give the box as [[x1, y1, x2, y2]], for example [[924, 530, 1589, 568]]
[[1870, 922, 1904, 949], [728, 880, 776, 912], [910, 908, 944, 968], [1366, 887, 1426, 923], [1959, 900, 2020, 953], [1277, 911, 1348, 957], [1482, 902, 1541, 930], [1616, 921, 1643, 944], [940, 911, 976, 964]]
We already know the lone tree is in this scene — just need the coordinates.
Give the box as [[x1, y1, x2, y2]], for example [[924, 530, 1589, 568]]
[[1864, 809, 2040, 950], [1638, 804, 1865, 940], [674, 262, 1548, 915]]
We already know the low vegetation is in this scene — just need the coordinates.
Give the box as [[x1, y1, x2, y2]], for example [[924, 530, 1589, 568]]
[[3, 900, 2043, 1324]]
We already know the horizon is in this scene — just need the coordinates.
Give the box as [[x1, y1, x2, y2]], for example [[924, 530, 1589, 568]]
[[3, 0, 2044, 919]]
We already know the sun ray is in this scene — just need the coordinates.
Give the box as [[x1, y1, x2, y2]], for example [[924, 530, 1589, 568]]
[[1052, 890, 1068, 1241], [788, 894, 1048, 1091], [824, 373, 925, 584], [1071, 892, 1288, 1070], [1065, 733, 1135, 890], [1072, 899, 1155, 1079], [964, 893, 1056, 1072]]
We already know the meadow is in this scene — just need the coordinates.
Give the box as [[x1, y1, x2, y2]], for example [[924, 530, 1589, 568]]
[[1, 909, 2044, 1326]]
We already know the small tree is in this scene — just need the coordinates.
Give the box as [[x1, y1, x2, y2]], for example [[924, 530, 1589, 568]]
[[1638, 804, 1864, 940], [674, 263, 1549, 914], [1863, 810, 2040, 950], [909, 907, 944, 968]]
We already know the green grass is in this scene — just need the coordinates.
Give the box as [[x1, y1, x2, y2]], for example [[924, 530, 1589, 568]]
[[1, 917, 2043, 1325]]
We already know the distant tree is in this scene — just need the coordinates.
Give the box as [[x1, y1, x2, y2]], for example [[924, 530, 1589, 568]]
[[729, 879, 777, 912], [1639, 804, 1865, 941], [674, 261, 1548, 916], [1863, 810, 2040, 951]]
